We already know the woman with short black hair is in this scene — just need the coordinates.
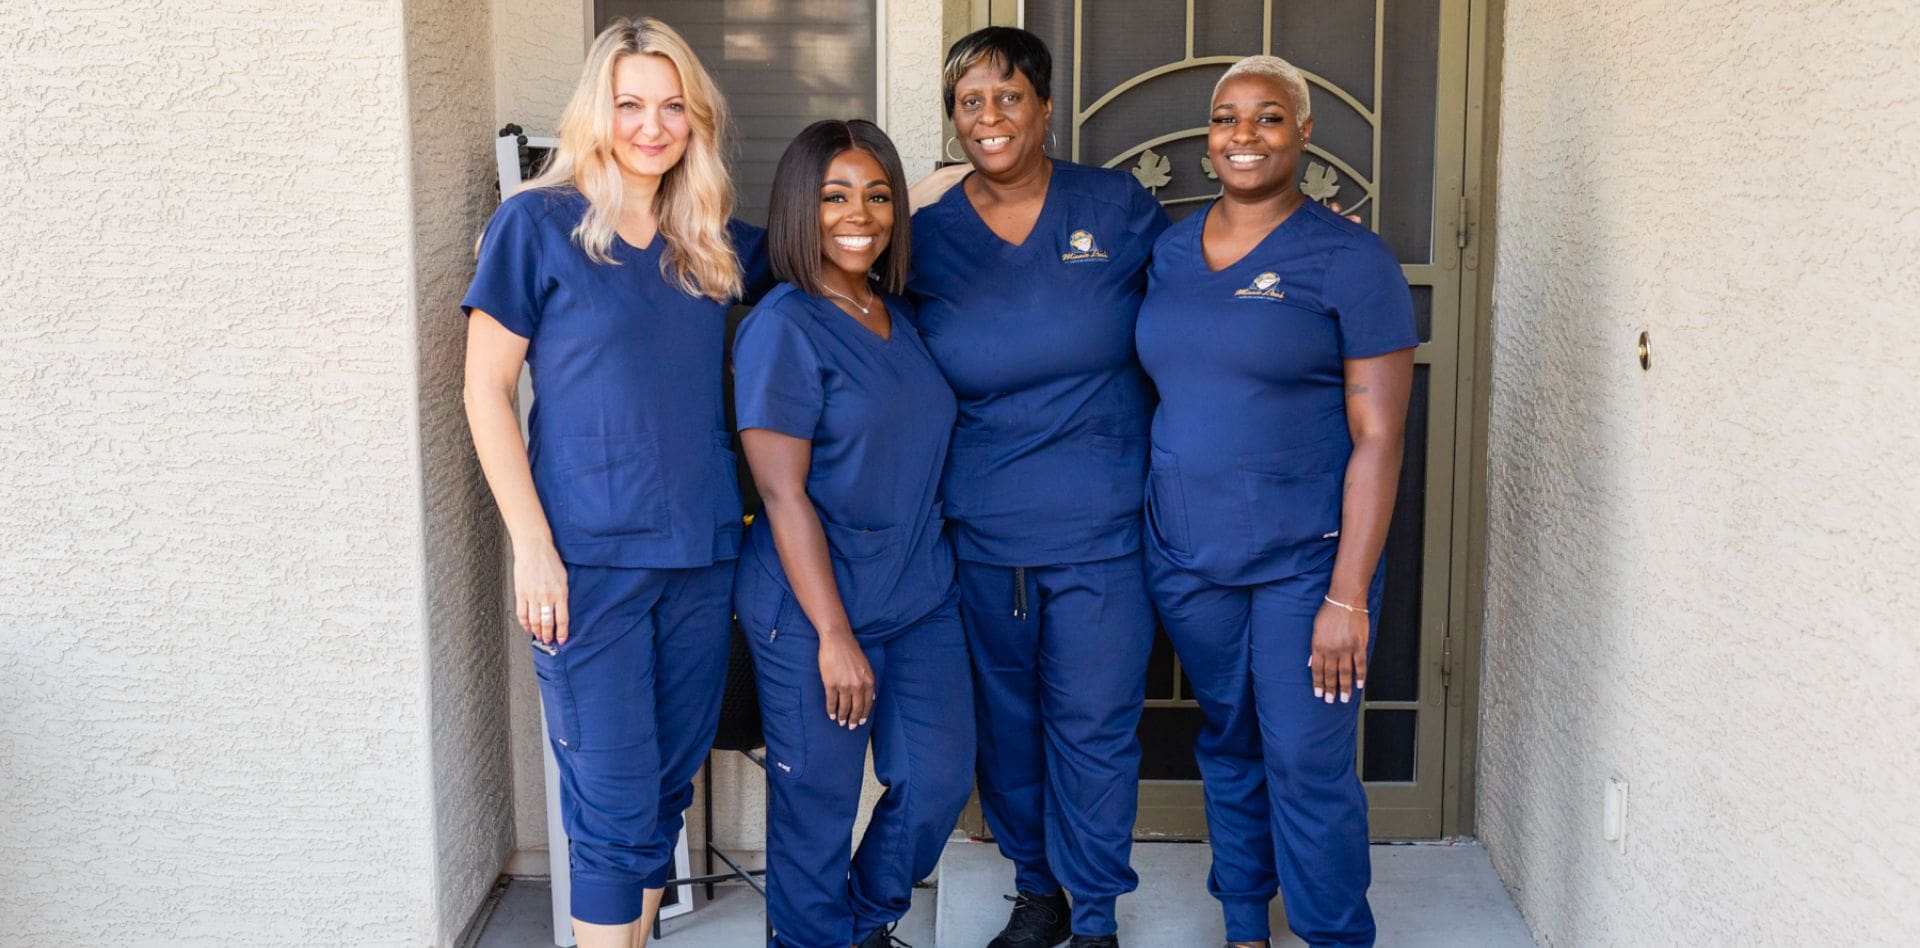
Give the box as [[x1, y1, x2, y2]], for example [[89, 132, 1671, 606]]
[[908, 26, 1169, 948], [732, 118, 974, 948]]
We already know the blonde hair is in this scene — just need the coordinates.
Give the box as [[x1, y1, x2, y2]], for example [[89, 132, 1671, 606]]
[[1214, 55, 1312, 123], [522, 18, 742, 301]]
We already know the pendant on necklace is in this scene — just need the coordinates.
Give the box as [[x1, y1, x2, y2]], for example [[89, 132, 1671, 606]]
[[824, 284, 872, 314]]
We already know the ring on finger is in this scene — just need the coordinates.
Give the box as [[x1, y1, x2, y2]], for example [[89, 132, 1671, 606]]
[[539, 604, 554, 620]]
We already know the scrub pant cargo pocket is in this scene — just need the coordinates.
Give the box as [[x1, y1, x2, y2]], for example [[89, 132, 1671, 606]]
[[532, 560, 735, 926], [741, 590, 976, 948], [1145, 546, 1384, 948], [956, 553, 1155, 936]]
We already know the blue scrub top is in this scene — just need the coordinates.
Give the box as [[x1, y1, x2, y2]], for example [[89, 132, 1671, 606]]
[[461, 186, 774, 568], [909, 159, 1170, 567], [732, 284, 959, 641], [1135, 199, 1418, 586]]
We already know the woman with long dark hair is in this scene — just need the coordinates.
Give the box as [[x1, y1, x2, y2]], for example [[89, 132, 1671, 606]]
[[732, 119, 974, 948]]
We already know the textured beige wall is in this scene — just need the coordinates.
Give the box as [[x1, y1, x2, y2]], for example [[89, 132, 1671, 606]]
[[1480, 2, 1920, 944], [406, 0, 518, 938], [490, 0, 586, 863], [0, 1, 508, 943], [493, 0, 586, 136], [884, 0, 947, 177]]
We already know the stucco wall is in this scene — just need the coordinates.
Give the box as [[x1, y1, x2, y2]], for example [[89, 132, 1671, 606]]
[[0, 1, 509, 943], [489, 0, 585, 864], [884, 0, 947, 177], [406, 0, 517, 939], [1480, 2, 1920, 944], [493, 0, 586, 137]]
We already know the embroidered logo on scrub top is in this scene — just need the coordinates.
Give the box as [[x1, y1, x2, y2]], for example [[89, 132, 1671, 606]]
[[1234, 271, 1288, 302], [1060, 229, 1110, 263]]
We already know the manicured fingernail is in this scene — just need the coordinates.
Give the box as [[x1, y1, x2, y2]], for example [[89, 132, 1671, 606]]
[[1313, 687, 1324, 699], [1324, 693, 1334, 704], [1356, 680, 1365, 690], [1340, 692, 1350, 703]]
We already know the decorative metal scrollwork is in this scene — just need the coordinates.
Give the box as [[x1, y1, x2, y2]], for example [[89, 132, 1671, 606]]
[[1062, 0, 1382, 225]]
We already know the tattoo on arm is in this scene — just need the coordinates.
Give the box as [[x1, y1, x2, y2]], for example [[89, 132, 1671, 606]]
[[1346, 383, 1371, 395]]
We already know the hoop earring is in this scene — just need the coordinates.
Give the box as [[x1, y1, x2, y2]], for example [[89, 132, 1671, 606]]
[[1047, 128, 1059, 156], [945, 136, 965, 163]]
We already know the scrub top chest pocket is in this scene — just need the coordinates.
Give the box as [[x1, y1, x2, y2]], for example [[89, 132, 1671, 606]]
[[1237, 438, 1350, 558], [547, 433, 670, 542]]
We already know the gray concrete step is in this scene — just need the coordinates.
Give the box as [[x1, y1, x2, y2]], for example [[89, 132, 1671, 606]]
[[936, 838, 1535, 947], [476, 839, 1534, 947]]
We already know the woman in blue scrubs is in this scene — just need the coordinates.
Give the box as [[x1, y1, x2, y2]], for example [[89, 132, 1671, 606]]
[[461, 19, 771, 948], [906, 28, 1168, 948], [732, 119, 974, 948], [1135, 56, 1418, 948]]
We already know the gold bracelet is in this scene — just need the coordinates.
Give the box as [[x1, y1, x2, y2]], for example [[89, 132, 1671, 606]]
[[1324, 594, 1369, 615]]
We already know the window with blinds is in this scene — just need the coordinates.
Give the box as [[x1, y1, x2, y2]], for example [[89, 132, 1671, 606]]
[[597, 1, 879, 226]]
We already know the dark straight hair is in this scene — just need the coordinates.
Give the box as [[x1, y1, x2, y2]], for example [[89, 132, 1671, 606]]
[[766, 119, 912, 296], [942, 26, 1053, 116]]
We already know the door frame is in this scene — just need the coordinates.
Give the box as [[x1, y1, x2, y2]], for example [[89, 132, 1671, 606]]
[[946, 0, 1503, 842]]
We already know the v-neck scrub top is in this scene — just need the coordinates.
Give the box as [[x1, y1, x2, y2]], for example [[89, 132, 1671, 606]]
[[462, 186, 773, 568], [732, 284, 959, 641], [909, 160, 1170, 566], [1135, 199, 1419, 587]]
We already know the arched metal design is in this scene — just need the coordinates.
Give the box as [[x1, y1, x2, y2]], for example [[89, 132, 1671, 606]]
[[1063, 0, 1386, 225], [994, 0, 1478, 843]]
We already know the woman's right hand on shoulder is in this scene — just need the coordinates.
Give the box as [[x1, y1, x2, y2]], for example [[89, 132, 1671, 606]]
[[514, 541, 569, 648], [909, 163, 969, 214], [816, 634, 875, 729]]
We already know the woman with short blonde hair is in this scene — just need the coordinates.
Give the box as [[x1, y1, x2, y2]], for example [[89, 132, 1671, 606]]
[[460, 17, 771, 947], [1136, 53, 1417, 948]]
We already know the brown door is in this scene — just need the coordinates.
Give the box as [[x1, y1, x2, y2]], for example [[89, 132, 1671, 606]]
[[967, 0, 1476, 840]]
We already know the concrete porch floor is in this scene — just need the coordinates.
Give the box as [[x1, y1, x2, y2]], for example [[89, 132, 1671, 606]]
[[475, 840, 1534, 947]]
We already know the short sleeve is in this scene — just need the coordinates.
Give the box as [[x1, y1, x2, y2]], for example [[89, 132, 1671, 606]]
[[1326, 235, 1419, 359], [1126, 175, 1173, 247], [730, 219, 779, 306], [732, 300, 824, 439], [462, 196, 546, 338]]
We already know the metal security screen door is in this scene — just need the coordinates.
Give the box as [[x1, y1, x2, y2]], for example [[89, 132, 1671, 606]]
[[990, 0, 1473, 840]]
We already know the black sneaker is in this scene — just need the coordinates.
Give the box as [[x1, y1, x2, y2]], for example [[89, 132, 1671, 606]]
[[1068, 936, 1119, 947], [856, 922, 911, 948], [987, 891, 1072, 948]]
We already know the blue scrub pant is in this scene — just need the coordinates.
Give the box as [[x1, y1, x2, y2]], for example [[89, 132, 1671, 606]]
[[531, 561, 734, 925], [1146, 548, 1383, 947], [742, 591, 976, 948], [957, 554, 1154, 935]]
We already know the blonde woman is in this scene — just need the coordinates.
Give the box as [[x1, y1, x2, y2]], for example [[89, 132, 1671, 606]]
[[461, 18, 770, 947]]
